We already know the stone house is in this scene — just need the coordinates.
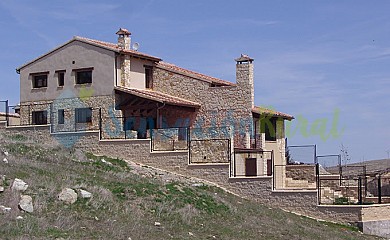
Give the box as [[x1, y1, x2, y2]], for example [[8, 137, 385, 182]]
[[3, 28, 390, 237], [15, 28, 293, 177]]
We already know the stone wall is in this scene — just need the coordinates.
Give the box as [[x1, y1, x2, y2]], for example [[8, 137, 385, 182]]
[[19, 95, 121, 135], [153, 67, 253, 148], [190, 139, 230, 163], [4, 126, 390, 235], [285, 165, 317, 188]]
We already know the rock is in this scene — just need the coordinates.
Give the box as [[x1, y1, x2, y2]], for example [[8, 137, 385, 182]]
[[19, 195, 33, 213], [188, 232, 194, 236], [101, 159, 113, 165], [16, 216, 23, 220], [79, 189, 92, 199], [3, 158, 8, 164], [191, 183, 203, 187], [58, 188, 77, 204], [11, 178, 28, 191], [154, 221, 161, 227], [0, 205, 11, 213], [3, 151, 9, 157], [0, 186, 4, 192]]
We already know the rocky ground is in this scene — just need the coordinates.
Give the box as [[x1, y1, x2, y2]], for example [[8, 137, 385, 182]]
[[0, 132, 383, 240]]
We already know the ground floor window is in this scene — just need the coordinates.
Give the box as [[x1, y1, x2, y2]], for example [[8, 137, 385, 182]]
[[75, 108, 92, 123], [58, 109, 65, 124], [32, 111, 47, 125]]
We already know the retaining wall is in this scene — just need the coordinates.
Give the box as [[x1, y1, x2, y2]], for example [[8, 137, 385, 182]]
[[2, 125, 390, 238]]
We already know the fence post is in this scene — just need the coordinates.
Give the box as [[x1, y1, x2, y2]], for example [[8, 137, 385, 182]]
[[5, 100, 9, 126], [315, 163, 320, 189], [358, 177, 362, 205], [99, 108, 102, 140], [318, 178, 321, 205], [378, 176, 382, 204]]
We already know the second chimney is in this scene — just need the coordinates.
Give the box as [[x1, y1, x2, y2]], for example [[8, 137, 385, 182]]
[[116, 28, 131, 50]]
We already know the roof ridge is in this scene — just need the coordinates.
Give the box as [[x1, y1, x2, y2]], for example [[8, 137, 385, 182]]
[[157, 61, 235, 86], [74, 36, 118, 49], [252, 105, 294, 120]]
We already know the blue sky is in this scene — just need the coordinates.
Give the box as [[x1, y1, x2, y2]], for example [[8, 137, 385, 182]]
[[0, 0, 389, 162]]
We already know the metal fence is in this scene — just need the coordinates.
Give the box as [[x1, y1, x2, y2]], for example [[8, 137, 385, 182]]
[[286, 144, 316, 165], [316, 154, 341, 176], [318, 174, 390, 205], [50, 107, 101, 133], [151, 127, 189, 152], [0, 100, 9, 125]]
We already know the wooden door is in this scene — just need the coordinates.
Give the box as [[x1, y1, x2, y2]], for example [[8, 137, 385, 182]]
[[245, 158, 257, 176], [267, 159, 273, 176]]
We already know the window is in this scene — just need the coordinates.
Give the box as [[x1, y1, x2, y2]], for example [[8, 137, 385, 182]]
[[32, 111, 47, 125], [57, 71, 65, 87], [145, 66, 153, 89], [75, 68, 93, 84], [32, 73, 48, 88], [261, 117, 277, 141], [75, 108, 92, 123], [58, 109, 64, 124]]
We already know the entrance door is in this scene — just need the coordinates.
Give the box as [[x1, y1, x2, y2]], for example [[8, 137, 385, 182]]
[[267, 159, 272, 176], [245, 158, 257, 176]]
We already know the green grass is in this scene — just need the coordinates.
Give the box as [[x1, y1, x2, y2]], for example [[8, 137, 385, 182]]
[[0, 133, 383, 240]]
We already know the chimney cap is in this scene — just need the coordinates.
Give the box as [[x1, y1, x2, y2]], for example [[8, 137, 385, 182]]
[[116, 28, 131, 36], [235, 54, 254, 63]]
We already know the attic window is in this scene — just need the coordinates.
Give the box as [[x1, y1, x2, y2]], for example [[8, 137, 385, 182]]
[[145, 66, 153, 89], [74, 68, 93, 84], [32, 72, 48, 88]]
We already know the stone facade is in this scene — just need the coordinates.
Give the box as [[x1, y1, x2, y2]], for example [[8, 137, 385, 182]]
[[153, 66, 253, 148]]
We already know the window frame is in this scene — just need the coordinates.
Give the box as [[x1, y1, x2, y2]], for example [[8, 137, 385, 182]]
[[144, 66, 153, 89], [56, 70, 65, 87], [74, 67, 93, 85], [58, 109, 65, 124], [32, 110, 47, 125], [31, 72, 49, 89], [75, 108, 92, 123], [261, 116, 277, 141]]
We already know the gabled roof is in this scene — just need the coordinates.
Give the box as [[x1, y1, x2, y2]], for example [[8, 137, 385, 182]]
[[16, 36, 161, 71], [156, 62, 235, 87], [114, 86, 201, 108], [252, 106, 294, 120]]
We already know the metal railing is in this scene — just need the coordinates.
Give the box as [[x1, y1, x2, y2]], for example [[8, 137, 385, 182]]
[[151, 127, 189, 152], [0, 100, 9, 126], [286, 144, 316, 165], [318, 174, 390, 205]]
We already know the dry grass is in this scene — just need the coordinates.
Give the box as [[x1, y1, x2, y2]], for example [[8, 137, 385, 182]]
[[0, 132, 384, 240]]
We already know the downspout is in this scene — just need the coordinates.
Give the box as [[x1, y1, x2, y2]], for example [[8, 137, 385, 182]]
[[114, 54, 118, 86]]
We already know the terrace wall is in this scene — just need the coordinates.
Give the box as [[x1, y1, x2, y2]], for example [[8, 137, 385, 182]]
[[1, 126, 390, 238]]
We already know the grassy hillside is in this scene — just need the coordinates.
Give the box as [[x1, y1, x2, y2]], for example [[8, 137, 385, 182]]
[[0, 133, 382, 240]]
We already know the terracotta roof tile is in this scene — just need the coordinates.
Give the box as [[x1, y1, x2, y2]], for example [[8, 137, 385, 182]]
[[114, 86, 201, 108], [252, 106, 294, 120], [74, 36, 161, 61], [156, 62, 235, 87]]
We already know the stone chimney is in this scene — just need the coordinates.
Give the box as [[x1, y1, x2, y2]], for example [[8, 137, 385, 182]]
[[235, 54, 254, 109], [116, 28, 131, 50], [116, 28, 131, 87]]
